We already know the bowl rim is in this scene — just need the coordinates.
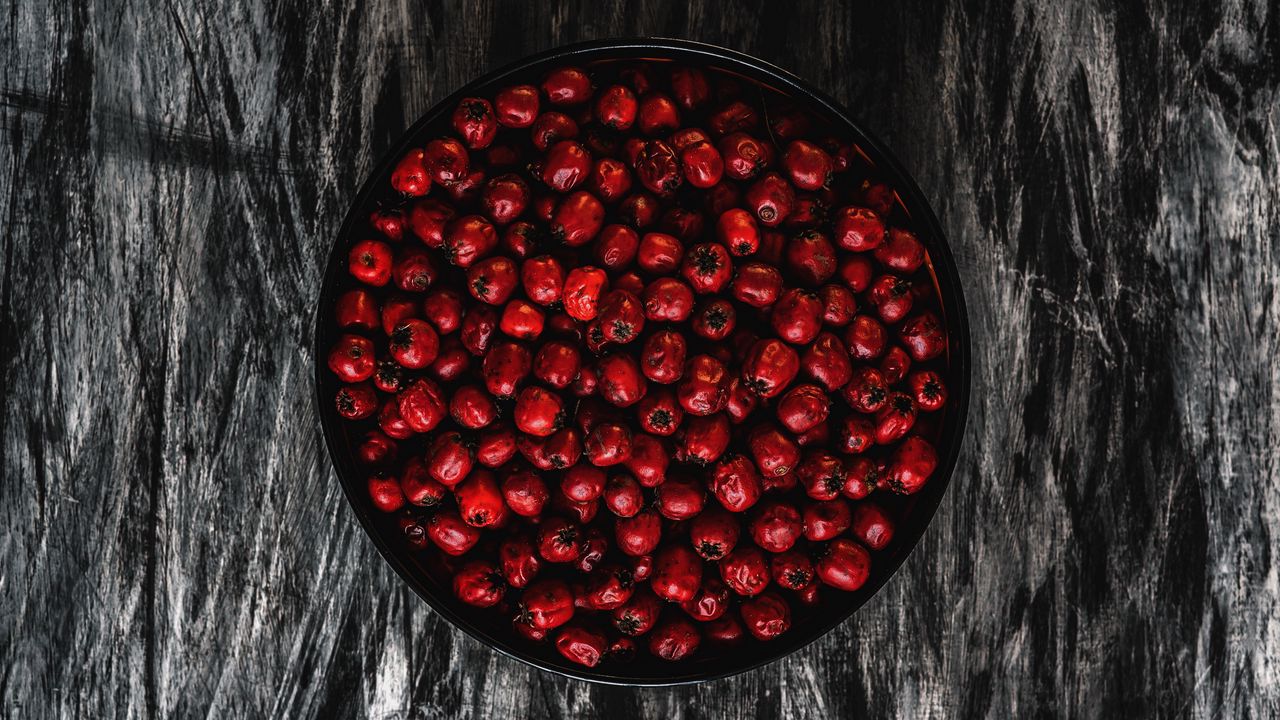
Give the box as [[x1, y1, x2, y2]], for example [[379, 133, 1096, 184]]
[[313, 36, 971, 687]]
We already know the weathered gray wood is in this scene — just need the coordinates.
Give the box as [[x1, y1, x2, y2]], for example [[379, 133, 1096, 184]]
[[2, 0, 1277, 717]]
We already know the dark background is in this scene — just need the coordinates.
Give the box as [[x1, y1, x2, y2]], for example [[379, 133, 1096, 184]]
[[2, 1, 1277, 718]]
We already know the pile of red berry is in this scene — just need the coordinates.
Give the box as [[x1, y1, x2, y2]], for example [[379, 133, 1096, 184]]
[[326, 61, 950, 669]]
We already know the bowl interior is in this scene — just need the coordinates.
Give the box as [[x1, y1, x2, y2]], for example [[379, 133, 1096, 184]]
[[314, 38, 970, 685]]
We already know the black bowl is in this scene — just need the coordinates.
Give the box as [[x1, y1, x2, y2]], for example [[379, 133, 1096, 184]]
[[314, 37, 970, 686]]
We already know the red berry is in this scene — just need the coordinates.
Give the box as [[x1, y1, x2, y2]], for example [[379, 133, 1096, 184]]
[[816, 538, 871, 591], [719, 545, 770, 597], [776, 383, 830, 434], [482, 340, 531, 398], [709, 100, 758, 136], [680, 243, 732, 294], [531, 111, 579, 152], [843, 366, 889, 413], [501, 468, 549, 517], [796, 452, 845, 501], [716, 208, 761, 256], [596, 84, 638, 129], [590, 158, 632, 202], [585, 421, 633, 466], [670, 67, 709, 110], [596, 354, 647, 407], [639, 331, 687, 387], [633, 140, 682, 196], [476, 422, 519, 468], [422, 288, 464, 334], [772, 288, 824, 345], [334, 289, 379, 330], [408, 198, 455, 248], [494, 85, 540, 128], [656, 477, 705, 521], [837, 414, 876, 455], [396, 378, 446, 432], [749, 500, 803, 553], [690, 507, 741, 560], [874, 227, 926, 272], [604, 474, 644, 517], [367, 472, 405, 512], [562, 266, 609, 321], [402, 457, 447, 507], [391, 149, 431, 196], [651, 544, 702, 602], [514, 385, 564, 438], [388, 319, 440, 370], [741, 339, 800, 398], [649, 617, 701, 661], [782, 140, 832, 191], [426, 509, 481, 556], [740, 592, 792, 640], [679, 140, 724, 188], [851, 503, 896, 550], [833, 206, 885, 251], [532, 341, 582, 389], [443, 215, 499, 268], [456, 469, 505, 528], [731, 262, 783, 307], [425, 432, 473, 487], [452, 97, 498, 149], [636, 232, 683, 274], [909, 369, 948, 412], [560, 464, 606, 503], [542, 67, 592, 105], [710, 454, 763, 513], [594, 224, 640, 271], [481, 173, 530, 225], [887, 435, 937, 494], [642, 278, 695, 322], [450, 384, 498, 430], [613, 588, 662, 636], [596, 290, 646, 345], [515, 257, 564, 309], [453, 560, 505, 607], [839, 458, 878, 499], [616, 510, 662, 557], [676, 354, 730, 416], [802, 498, 853, 541], [624, 433, 669, 487], [818, 284, 857, 326], [718, 132, 771, 181], [637, 93, 680, 136], [356, 431, 397, 468], [748, 423, 800, 478], [427, 339, 469, 382], [690, 298, 736, 341], [537, 517, 582, 563], [328, 334, 375, 382], [874, 392, 917, 444], [552, 622, 606, 666], [838, 253, 875, 292], [522, 578, 575, 630], [499, 535, 541, 588], [674, 413, 731, 465], [348, 239, 393, 286], [424, 137, 469, 185], [636, 386, 684, 435], [681, 578, 731, 622], [542, 140, 592, 193], [785, 230, 838, 286], [899, 311, 947, 361], [771, 550, 815, 590], [705, 615, 745, 644], [500, 299, 546, 340], [845, 315, 888, 360], [745, 172, 794, 226]]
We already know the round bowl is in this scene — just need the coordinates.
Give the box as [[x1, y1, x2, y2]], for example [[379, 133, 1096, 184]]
[[314, 37, 970, 685]]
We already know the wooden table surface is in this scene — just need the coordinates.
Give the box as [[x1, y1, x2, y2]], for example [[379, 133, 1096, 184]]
[[3, 0, 1277, 717]]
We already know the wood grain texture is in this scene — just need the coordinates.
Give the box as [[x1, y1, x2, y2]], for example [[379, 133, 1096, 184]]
[[2, 0, 1277, 717]]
